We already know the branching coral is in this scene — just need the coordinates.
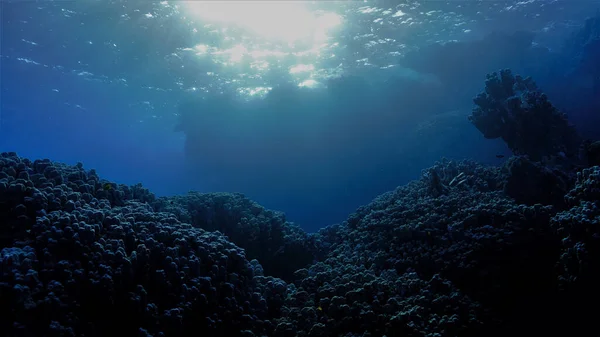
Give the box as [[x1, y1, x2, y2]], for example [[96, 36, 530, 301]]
[[469, 69, 581, 161]]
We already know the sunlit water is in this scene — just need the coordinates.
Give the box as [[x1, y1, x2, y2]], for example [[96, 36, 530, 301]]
[[1, 0, 599, 229], [5, 0, 594, 103]]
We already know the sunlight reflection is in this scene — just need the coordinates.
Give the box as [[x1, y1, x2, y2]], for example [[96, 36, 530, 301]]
[[289, 64, 315, 74], [182, 1, 341, 44], [175, 1, 343, 92], [298, 79, 324, 88], [237, 86, 272, 97]]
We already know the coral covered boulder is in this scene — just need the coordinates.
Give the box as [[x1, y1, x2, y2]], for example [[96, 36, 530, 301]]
[[469, 69, 580, 161], [0, 152, 283, 337], [153, 192, 318, 282]]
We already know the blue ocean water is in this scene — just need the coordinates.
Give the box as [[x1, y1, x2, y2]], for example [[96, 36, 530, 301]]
[[1, 0, 599, 232]]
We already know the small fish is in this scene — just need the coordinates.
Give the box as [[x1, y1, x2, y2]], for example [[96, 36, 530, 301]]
[[496, 154, 505, 159], [103, 183, 113, 190]]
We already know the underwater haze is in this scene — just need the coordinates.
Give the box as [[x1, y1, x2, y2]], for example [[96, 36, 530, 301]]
[[4, 1, 600, 337], [1, 0, 599, 232]]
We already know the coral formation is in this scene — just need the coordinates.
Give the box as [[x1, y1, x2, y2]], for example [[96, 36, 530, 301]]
[[469, 69, 580, 161], [501, 155, 574, 208], [2, 150, 600, 337], [152, 192, 318, 282]]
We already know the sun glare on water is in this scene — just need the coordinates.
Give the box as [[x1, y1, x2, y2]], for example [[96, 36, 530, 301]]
[[177, 1, 343, 93], [182, 1, 342, 45]]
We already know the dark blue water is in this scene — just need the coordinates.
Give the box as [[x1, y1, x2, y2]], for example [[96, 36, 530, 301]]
[[1, 0, 599, 232]]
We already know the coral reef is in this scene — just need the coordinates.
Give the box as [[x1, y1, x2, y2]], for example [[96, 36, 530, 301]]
[[0, 153, 281, 337], [2, 151, 600, 337], [152, 192, 318, 282], [552, 166, 600, 286], [469, 69, 580, 161], [501, 156, 574, 208]]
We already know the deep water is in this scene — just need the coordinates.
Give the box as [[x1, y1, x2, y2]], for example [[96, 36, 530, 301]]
[[1, 1, 600, 336]]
